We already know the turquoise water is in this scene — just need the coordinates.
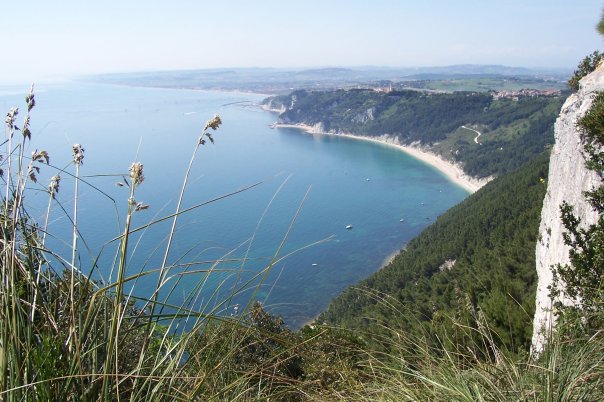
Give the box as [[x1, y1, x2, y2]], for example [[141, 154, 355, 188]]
[[0, 83, 468, 327]]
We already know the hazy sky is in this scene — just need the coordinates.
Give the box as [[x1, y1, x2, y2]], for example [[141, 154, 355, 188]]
[[2, 0, 603, 84]]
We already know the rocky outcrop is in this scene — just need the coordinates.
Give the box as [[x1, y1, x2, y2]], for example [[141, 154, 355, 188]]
[[260, 98, 286, 114], [438, 259, 456, 272], [531, 64, 604, 353], [351, 107, 376, 124]]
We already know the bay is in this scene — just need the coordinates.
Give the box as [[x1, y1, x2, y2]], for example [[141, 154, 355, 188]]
[[0, 82, 468, 328]]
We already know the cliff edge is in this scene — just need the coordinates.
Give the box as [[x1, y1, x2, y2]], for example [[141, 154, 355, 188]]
[[532, 64, 604, 352]]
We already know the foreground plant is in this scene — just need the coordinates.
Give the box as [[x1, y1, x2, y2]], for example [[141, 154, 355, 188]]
[[0, 91, 347, 401], [0, 92, 233, 400]]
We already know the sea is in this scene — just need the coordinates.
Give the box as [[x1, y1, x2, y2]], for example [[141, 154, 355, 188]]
[[0, 82, 468, 328]]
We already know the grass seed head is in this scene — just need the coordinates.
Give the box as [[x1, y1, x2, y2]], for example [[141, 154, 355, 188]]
[[32, 150, 49, 164], [25, 84, 35, 112], [72, 144, 85, 166], [129, 162, 144, 186], [22, 115, 31, 140], [200, 114, 222, 145], [5, 107, 18, 130], [135, 201, 149, 211], [203, 114, 222, 132], [49, 175, 61, 198]]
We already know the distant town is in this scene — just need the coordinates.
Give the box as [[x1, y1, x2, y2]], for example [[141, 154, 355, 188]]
[[491, 88, 562, 99]]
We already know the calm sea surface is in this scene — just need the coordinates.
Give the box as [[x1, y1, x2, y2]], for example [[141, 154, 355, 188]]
[[0, 82, 468, 327]]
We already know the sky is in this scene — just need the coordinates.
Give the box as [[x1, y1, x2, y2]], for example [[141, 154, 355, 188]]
[[1, 0, 603, 84]]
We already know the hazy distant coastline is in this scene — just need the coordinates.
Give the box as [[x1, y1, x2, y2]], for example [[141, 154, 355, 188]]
[[87, 64, 570, 96]]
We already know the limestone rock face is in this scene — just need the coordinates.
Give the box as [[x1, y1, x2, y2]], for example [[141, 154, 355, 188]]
[[352, 107, 376, 124], [531, 65, 604, 352]]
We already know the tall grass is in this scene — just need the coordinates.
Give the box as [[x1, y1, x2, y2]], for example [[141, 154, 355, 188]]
[[0, 88, 322, 401], [318, 288, 604, 402], [351, 331, 603, 401]]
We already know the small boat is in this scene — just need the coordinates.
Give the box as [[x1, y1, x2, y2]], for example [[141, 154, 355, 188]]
[[346, 224, 353, 230], [312, 263, 318, 267], [399, 218, 405, 222], [366, 178, 371, 181]]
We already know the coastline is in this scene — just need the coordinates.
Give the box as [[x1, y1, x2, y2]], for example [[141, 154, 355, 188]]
[[271, 123, 492, 193], [259, 103, 286, 114], [299, 249, 404, 328], [269, 119, 487, 329]]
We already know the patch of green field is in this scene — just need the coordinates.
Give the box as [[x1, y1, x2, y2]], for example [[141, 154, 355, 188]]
[[421, 77, 566, 92]]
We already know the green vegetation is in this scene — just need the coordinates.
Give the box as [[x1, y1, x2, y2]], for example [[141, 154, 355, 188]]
[[403, 76, 566, 92], [269, 89, 564, 178], [320, 153, 549, 355], [449, 98, 562, 177], [568, 51, 603, 91], [0, 93, 236, 399]]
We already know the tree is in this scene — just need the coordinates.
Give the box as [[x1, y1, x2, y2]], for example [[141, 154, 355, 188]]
[[568, 51, 603, 91], [598, 10, 604, 36]]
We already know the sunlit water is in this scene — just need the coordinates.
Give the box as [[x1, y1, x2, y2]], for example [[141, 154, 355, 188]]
[[0, 82, 468, 328]]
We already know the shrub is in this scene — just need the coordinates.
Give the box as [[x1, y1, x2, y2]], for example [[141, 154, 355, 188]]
[[568, 51, 604, 91]]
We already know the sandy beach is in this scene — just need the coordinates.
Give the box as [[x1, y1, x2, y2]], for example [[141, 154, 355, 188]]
[[272, 123, 492, 193], [270, 122, 489, 329]]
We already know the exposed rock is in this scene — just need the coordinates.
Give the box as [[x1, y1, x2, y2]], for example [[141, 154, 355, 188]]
[[307, 122, 325, 133], [438, 259, 456, 271], [351, 107, 376, 124], [261, 99, 286, 114], [531, 64, 604, 353]]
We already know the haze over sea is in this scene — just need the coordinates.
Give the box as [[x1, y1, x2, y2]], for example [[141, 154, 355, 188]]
[[0, 82, 468, 327]]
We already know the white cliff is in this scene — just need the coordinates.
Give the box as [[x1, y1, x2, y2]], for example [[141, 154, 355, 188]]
[[531, 64, 604, 353]]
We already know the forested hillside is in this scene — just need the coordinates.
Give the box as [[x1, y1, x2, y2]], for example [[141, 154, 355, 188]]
[[319, 153, 549, 354], [266, 89, 564, 178]]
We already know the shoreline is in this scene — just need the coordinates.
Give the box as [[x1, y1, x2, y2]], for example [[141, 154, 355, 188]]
[[299, 249, 403, 328], [269, 120, 488, 329], [82, 80, 275, 98], [271, 123, 491, 193]]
